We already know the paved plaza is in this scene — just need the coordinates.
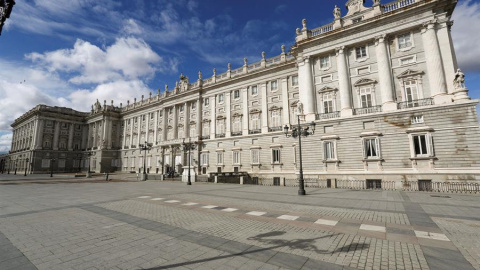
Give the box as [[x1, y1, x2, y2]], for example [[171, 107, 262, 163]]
[[0, 174, 479, 270]]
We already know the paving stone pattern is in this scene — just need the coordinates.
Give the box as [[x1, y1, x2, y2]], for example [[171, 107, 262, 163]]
[[0, 176, 479, 270]]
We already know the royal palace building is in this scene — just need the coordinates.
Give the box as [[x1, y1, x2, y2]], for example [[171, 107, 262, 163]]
[[5, 0, 480, 186]]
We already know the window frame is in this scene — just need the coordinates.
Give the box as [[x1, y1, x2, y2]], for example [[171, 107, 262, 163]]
[[218, 94, 224, 104], [292, 76, 299, 87], [270, 80, 278, 91], [232, 151, 241, 165], [272, 148, 281, 164], [323, 141, 337, 161], [355, 45, 368, 61], [251, 85, 258, 96], [362, 137, 381, 160], [251, 149, 260, 165], [319, 55, 331, 70], [233, 90, 240, 99], [409, 133, 434, 158], [397, 32, 414, 51], [217, 152, 224, 165]]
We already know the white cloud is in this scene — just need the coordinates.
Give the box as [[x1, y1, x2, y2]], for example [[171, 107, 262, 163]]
[[122, 19, 143, 35], [26, 37, 166, 84], [0, 133, 13, 153], [452, 0, 480, 73]]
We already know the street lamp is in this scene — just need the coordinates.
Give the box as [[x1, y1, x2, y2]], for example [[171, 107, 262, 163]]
[[7, 157, 10, 174], [182, 138, 197, 185], [50, 158, 56, 177], [284, 115, 316, 196], [14, 158, 17, 175], [139, 141, 153, 180], [86, 151, 93, 178], [24, 158, 29, 176]]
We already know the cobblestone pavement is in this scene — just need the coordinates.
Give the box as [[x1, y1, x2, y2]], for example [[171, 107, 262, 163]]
[[0, 174, 479, 269]]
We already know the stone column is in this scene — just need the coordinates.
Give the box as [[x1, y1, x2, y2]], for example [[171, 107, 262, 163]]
[[281, 78, 290, 125], [136, 117, 141, 146], [375, 35, 396, 111], [261, 83, 268, 132], [122, 120, 127, 149], [196, 99, 202, 138], [422, 21, 450, 104], [145, 115, 150, 144], [35, 119, 44, 149], [184, 102, 189, 138], [242, 88, 249, 135], [53, 121, 60, 150], [81, 125, 88, 150], [162, 109, 167, 142], [437, 20, 458, 95], [336, 47, 353, 116], [153, 112, 158, 145], [297, 56, 316, 121], [210, 96, 216, 138], [129, 118, 134, 147], [225, 92, 231, 137], [67, 123, 74, 150], [172, 106, 178, 140]]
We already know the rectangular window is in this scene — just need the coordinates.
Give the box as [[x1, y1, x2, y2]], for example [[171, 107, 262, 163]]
[[324, 141, 336, 160], [398, 33, 412, 49], [251, 114, 260, 130], [201, 153, 209, 165], [404, 80, 419, 102], [411, 116, 424, 124], [400, 56, 415, 65], [352, 17, 362, 23], [320, 56, 330, 69], [233, 151, 240, 165], [355, 46, 367, 59], [191, 103, 196, 110], [323, 93, 334, 113], [178, 128, 184, 139], [203, 123, 210, 136], [189, 126, 196, 137], [179, 105, 184, 112], [412, 134, 431, 157], [150, 113, 154, 119], [363, 138, 380, 159], [271, 80, 278, 91], [360, 87, 373, 108], [234, 90, 240, 99], [218, 94, 224, 103], [272, 149, 281, 164], [217, 120, 225, 134], [251, 85, 258, 95], [251, 149, 260, 164], [233, 118, 242, 132], [204, 98, 210, 106], [271, 110, 281, 127], [142, 115, 146, 121], [217, 152, 223, 165], [292, 76, 298, 86], [131, 157, 136, 168]]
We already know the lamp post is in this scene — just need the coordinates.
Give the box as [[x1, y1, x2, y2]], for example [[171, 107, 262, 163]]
[[0, 159, 4, 174], [7, 157, 10, 174], [139, 141, 153, 181], [284, 115, 316, 196], [24, 158, 29, 176], [14, 158, 17, 175], [50, 158, 56, 177], [86, 151, 93, 178], [182, 138, 197, 185]]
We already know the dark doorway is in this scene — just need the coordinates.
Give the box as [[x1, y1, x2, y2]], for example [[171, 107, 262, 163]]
[[366, 179, 382, 189], [273, 177, 280, 186], [217, 167, 222, 173], [234, 167, 239, 173], [327, 179, 332, 188], [418, 180, 432, 191], [202, 167, 206, 174]]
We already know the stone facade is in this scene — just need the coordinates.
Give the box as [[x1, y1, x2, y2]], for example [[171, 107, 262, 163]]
[[7, 0, 480, 184]]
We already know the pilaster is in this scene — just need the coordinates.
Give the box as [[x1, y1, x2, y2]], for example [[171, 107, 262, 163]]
[[281, 78, 290, 125], [242, 88, 249, 135], [225, 92, 231, 137], [210, 96, 216, 138], [375, 35, 396, 112], [297, 56, 316, 121], [53, 121, 60, 150], [261, 83, 268, 133], [67, 123, 74, 150], [336, 47, 353, 116]]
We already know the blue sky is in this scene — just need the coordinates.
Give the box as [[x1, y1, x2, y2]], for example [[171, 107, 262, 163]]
[[0, 0, 479, 153]]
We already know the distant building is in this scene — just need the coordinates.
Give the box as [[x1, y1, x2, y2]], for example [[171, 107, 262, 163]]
[[6, 0, 480, 186], [0, 0, 15, 35]]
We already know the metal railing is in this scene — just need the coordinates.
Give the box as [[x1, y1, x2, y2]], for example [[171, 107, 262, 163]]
[[316, 111, 340, 120], [383, 0, 415, 13], [215, 133, 225, 138], [200, 135, 210, 140], [397, 98, 434, 109], [231, 131, 243, 136], [353, 105, 382, 115], [249, 129, 261, 135]]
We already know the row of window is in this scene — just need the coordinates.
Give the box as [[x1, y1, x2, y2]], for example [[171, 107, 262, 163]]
[[197, 133, 433, 167]]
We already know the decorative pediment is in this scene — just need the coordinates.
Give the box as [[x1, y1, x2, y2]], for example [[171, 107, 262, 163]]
[[178, 123, 184, 128], [397, 69, 424, 78], [202, 119, 211, 123], [249, 108, 262, 114], [345, 0, 368, 16], [216, 115, 226, 120], [290, 100, 300, 107], [232, 112, 243, 118], [189, 120, 196, 125], [354, 78, 377, 87], [167, 125, 173, 129], [318, 86, 338, 93], [269, 105, 282, 111]]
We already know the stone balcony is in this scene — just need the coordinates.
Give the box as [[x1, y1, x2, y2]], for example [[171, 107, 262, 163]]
[[316, 111, 340, 120], [354, 105, 383, 116], [397, 98, 434, 110]]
